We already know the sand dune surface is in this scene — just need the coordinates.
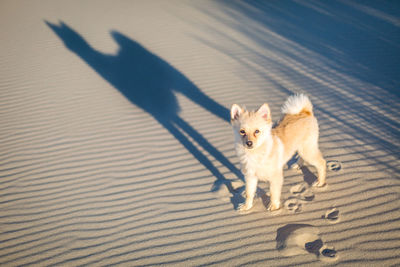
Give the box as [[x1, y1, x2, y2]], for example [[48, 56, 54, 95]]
[[1, 1, 399, 266]]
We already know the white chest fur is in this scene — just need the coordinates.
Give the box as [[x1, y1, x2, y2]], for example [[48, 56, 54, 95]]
[[236, 135, 284, 181]]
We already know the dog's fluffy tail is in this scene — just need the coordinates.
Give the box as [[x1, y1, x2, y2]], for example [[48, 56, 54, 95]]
[[281, 94, 313, 116]]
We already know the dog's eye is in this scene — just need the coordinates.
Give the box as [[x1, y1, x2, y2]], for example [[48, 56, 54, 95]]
[[255, 130, 260, 134], [239, 129, 246, 135]]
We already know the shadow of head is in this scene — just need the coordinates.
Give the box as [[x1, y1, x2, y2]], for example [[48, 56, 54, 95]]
[[45, 20, 179, 120], [45, 20, 91, 52]]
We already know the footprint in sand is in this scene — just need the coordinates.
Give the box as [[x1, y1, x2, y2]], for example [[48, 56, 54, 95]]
[[290, 183, 307, 194], [327, 160, 342, 172], [284, 183, 317, 212], [284, 197, 302, 213], [322, 208, 340, 224], [276, 224, 338, 261], [289, 182, 315, 201]]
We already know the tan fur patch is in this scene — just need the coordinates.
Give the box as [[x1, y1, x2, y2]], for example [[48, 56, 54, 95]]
[[272, 112, 317, 160]]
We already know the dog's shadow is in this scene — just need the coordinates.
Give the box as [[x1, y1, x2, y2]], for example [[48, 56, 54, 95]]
[[300, 166, 318, 185], [45, 21, 243, 202], [288, 153, 319, 186], [230, 185, 271, 212]]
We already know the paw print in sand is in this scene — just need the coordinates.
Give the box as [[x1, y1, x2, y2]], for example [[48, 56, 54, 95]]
[[327, 160, 342, 172], [322, 207, 340, 224], [290, 182, 315, 201], [284, 197, 302, 213], [284, 182, 315, 213]]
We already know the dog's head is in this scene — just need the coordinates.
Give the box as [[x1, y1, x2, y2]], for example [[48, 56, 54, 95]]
[[230, 103, 272, 150]]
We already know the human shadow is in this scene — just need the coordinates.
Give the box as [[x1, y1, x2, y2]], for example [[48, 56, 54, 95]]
[[45, 20, 242, 193]]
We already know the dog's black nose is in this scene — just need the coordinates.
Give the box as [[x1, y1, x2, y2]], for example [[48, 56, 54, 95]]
[[246, 141, 253, 147]]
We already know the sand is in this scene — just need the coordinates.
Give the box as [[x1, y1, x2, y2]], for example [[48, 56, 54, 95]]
[[1, 0, 399, 266]]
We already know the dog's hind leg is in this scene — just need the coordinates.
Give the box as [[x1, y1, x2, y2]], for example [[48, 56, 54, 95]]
[[298, 143, 326, 187]]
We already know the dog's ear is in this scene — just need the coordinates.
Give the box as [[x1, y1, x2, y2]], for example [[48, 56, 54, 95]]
[[231, 104, 242, 121], [257, 103, 271, 121]]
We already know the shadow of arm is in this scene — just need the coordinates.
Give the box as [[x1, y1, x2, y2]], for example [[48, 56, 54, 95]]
[[175, 78, 230, 122]]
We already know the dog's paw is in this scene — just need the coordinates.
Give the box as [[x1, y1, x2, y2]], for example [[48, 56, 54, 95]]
[[312, 180, 326, 188], [289, 162, 302, 172], [268, 203, 281, 212], [237, 202, 252, 212]]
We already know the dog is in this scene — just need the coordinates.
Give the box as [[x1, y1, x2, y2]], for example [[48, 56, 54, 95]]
[[230, 94, 326, 212]]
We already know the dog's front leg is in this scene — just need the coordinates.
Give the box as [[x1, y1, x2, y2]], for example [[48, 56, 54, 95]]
[[239, 175, 258, 211], [268, 172, 283, 211]]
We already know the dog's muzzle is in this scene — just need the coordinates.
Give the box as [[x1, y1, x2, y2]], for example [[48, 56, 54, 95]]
[[246, 140, 253, 148]]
